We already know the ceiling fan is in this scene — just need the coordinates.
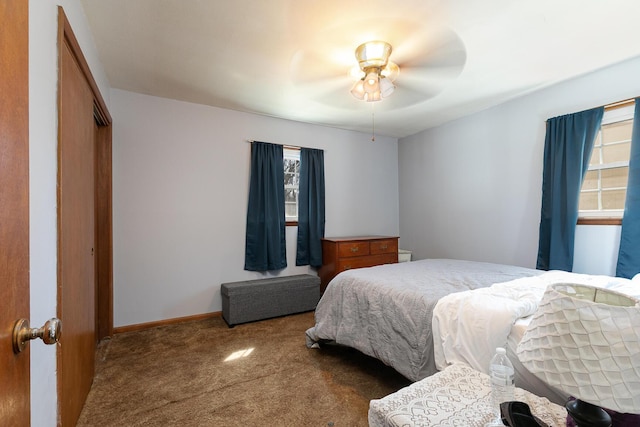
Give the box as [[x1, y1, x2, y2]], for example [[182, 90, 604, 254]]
[[289, 24, 467, 110], [349, 40, 399, 102]]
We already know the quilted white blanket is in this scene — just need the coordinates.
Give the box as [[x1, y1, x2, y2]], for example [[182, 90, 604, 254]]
[[305, 259, 541, 381], [369, 363, 567, 427], [432, 270, 638, 377]]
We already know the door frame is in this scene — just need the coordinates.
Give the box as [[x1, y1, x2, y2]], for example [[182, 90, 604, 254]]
[[56, 7, 113, 423]]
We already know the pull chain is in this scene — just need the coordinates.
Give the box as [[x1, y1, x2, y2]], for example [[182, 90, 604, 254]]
[[371, 101, 376, 142]]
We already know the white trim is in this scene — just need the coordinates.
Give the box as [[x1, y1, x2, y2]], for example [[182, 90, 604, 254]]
[[587, 160, 629, 171], [602, 104, 634, 125], [578, 209, 624, 219]]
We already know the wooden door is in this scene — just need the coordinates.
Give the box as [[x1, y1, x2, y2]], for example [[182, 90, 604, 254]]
[[0, 1, 31, 426], [57, 8, 113, 425], [58, 29, 98, 427]]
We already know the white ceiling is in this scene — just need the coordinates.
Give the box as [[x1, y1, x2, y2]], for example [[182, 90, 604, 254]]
[[80, 0, 640, 138]]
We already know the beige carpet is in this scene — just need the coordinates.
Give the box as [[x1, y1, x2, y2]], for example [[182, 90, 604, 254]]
[[77, 312, 410, 426]]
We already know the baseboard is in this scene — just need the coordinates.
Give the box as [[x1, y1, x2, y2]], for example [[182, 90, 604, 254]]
[[113, 311, 223, 334]]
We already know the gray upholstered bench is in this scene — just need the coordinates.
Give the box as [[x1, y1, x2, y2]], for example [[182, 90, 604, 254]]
[[221, 274, 320, 327]]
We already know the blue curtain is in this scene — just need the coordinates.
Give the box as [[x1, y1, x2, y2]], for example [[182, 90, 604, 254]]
[[296, 148, 325, 267], [616, 99, 640, 279], [536, 107, 604, 271], [244, 142, 287, 271]]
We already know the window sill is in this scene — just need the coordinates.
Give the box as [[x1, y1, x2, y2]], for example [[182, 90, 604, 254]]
[[577, 217, 622, 226], [286, 221, 298, 227]]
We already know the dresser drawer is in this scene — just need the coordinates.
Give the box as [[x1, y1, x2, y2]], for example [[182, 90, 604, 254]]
[[336, 253, 398, 273], [370, 238, 398, 255], [337, 241, 370, 258]]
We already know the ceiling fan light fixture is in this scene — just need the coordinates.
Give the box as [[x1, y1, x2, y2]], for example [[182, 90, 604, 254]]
[[351, 40, 398, 103], [350, 79, 366, 100], [381, 61, 399, 82], [379, 76, 395, 98], [363, 70, 379, 92], [364, 90, 381, 102], [355, 41, 392, 69]]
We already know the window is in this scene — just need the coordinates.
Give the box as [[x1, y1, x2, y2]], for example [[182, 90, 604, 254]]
[[579, 102, 635, 221], [283, 147, 300, 223]]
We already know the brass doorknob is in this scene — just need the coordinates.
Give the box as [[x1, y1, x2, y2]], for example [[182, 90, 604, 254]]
[[12, 318, 62, 354]]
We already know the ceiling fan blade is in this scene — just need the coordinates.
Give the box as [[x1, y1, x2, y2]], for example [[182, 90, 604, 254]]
[[299, 75, 352, 99], [398, 63, 462, 90], [313, 85, 363, 110], [374, 85, 441, 110], [290, 46, 355, 85], [392, 26, 466, 67], [385, 27, 466, 99], [399, 51, 466, 79]]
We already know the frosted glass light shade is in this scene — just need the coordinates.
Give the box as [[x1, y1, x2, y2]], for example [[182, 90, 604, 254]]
[[517, 284, 640, 414], [381, 61, 399, 82], [364, 90, 381, 102], [350, 79, 365, 100], [379, 76, 395, 98]]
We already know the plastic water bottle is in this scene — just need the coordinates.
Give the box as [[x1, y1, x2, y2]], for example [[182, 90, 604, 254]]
[[486, 347, 515, 426]]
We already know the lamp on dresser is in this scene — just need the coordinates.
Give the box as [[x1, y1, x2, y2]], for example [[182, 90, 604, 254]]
[[517, 283, 640, 427]]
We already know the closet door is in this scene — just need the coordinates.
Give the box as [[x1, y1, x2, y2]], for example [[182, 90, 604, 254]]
[[58, 27, 97, 427]]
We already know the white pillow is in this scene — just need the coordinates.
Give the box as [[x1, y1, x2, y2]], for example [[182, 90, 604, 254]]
[[633, 273, 640, 283]]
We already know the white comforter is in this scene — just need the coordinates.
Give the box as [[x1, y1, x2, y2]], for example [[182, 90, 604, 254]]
[[305, 259, 541, 381], [432, 270, 639, 376]]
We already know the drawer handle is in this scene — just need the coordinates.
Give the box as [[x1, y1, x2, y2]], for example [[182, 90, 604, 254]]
[[350, 247, 359, 253], [380, 244, 388, 249]]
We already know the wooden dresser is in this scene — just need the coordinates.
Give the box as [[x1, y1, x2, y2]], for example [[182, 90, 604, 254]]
[[318, 236, 399, 292]]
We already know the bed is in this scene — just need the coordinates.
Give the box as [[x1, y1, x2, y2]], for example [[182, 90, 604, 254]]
[[306, 258, 640, 405], [305, 258, 543, 382]]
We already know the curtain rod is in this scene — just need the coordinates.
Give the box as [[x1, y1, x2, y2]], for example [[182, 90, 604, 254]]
[[245, 139, 318, 151], [590, 97, 636, 112], [547, 97, 637, 122], [604, 97, 636, 110]]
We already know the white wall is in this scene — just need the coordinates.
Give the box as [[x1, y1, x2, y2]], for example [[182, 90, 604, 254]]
[[398, 56, 640, 273], [573, 225, 621, 275], [29, 1, 110, 425], [111, 89, 399, 327]]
